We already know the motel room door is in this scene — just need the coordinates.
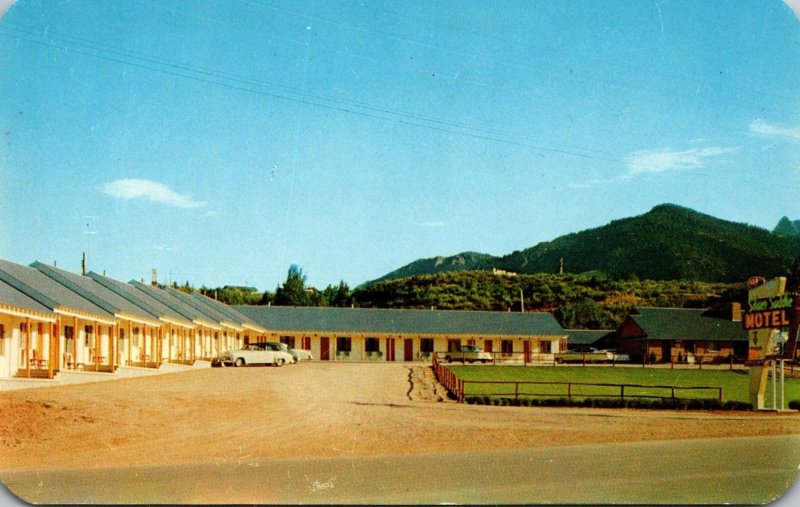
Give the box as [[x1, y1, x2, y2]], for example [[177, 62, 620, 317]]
[[404, 338, 413, 361], [320, 337, 330, 361], [385, 338, 395, 361], [523, 340, 532, 364]]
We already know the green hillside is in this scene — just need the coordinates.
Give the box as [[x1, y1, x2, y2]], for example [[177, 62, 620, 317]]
[[353, 270, 742, 329], [774, 216, 800, 237], [370, 204, 800, 284], [370, 251, 498, 284], [493, 204, 800, 282]]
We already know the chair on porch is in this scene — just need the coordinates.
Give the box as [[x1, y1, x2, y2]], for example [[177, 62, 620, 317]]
[[28, 348, 46, 369]]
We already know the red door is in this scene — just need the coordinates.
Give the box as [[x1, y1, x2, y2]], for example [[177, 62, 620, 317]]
[[386, 338, 395, 361], [523, 340, 531, 364], [404, 339, 413, 361], [320, 337, 330, 361], [302, 336, 311, 350]]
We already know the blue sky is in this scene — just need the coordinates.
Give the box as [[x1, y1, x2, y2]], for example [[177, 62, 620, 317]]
[[1, 1, 799, 291]]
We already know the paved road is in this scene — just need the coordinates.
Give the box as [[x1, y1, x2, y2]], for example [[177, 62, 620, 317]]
[[3, 434, 799, 504]]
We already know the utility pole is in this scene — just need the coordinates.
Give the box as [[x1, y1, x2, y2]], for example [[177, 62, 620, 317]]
[[520, 288, 525, 313], [81, 252, 86, 275]]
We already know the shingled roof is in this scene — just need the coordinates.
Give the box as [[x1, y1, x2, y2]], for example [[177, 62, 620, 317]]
[[190, 292, 266, 332], [624, 307, 747, 342], [129, 281, 222, 329], [86, 272, 194, 328], [0, 278, 54, 318], [0, 259, 114, 321], [33, 262, 161, 326], [234, 306, 566, 337], [565, 329, 614, 347]]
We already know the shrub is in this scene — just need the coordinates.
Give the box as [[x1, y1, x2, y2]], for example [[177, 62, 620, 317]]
[[788, 400, 800, 411]]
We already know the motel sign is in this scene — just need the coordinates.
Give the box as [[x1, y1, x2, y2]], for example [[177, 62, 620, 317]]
[[741, 278, 799, 360]]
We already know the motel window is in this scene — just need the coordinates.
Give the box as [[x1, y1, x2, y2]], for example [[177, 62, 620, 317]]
[[540, 341, 552, 354], [420, 338, 434, 353], [119, 328, 125, 341], [501, 340, 513, 355], [37, 322, 43, 335], [280, 336, 296, 348], [19, 322, 27, 333], [365, 337, 380, 353], [447, 339, 461, 352], [84, 325, 94, 347], [708, 342, 718, 352], [337, 337, 351, 352]]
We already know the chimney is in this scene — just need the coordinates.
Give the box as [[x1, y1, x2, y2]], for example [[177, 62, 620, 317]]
[[151, 268, 158, 287], [730, 302, 742, 322], [81, 252, 86, 275]]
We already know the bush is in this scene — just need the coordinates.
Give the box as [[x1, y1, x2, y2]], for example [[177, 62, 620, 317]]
[[788, 400, 800, 411], [458, 396, 753, 411]]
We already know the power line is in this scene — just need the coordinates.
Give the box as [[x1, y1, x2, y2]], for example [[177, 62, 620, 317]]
[[0, 21, 621, 163]]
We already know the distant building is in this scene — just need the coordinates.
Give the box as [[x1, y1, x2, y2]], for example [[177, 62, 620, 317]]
[[613, 306, 748, 364]]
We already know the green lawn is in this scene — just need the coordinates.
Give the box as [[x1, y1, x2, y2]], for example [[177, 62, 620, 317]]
[[447, 365, 800, 405]]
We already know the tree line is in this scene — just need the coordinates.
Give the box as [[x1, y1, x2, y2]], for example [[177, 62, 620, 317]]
[[187, 265, 752, 330]]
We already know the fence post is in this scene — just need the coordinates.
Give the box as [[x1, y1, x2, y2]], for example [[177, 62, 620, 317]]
[[620, 385, 625, 400], [568, 383, 572, 399], [718, 387, 723, 402], [515, 382, 519, 401]]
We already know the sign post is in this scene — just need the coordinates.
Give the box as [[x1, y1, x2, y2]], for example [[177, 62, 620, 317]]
[[741, 277, 797, 410]]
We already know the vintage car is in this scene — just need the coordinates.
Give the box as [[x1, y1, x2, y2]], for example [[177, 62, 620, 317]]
[[444, 345, 493, 363], [218, 343, 293, 367], [260, 342, 313, 362]]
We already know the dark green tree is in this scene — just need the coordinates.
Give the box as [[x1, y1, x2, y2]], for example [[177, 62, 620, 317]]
[[323, 281, 352, 307], [274, 265, 310, 306]]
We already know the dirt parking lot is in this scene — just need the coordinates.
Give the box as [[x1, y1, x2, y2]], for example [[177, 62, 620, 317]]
[[1, 362, 800, 503]]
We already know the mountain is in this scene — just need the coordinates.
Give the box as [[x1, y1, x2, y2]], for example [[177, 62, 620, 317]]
[[369, 204, 800, 284], [370, 251, 498, 284], [774, 216, 800, 237]]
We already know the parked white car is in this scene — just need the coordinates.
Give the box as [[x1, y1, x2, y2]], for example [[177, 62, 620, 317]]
[[444, 345, 493, 364], [219, 343, 292, 367]]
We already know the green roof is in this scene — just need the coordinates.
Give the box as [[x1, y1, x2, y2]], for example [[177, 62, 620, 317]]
[[626, 307, 747, 342], [234, 306, 566, 337], [565, 329, 614, 346]]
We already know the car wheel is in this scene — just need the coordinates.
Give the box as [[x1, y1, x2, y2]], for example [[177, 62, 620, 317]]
[[234, 358, 245, 367], [275, 358, 284, 367]]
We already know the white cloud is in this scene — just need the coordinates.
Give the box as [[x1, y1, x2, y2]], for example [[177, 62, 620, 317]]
[[749, 119, 800, 143], [101, 179, 205, 208], [623, 146, 738, 177]]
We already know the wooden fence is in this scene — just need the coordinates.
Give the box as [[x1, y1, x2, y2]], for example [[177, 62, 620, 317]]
[[432, 353, 724, 404]]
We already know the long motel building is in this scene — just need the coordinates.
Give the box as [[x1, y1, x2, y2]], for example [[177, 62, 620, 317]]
[[0, 257, 569, 386], [0, 258, 268, 384], [235, 305, 568, 364]]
